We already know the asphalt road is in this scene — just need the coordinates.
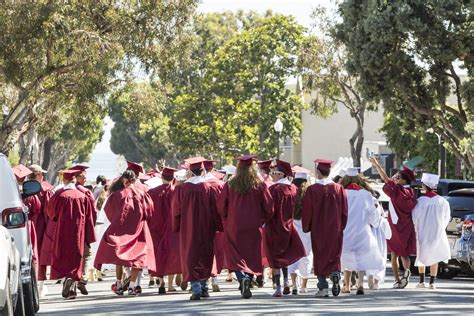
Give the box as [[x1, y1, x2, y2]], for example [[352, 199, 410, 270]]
[[38, 269, 474, 315]]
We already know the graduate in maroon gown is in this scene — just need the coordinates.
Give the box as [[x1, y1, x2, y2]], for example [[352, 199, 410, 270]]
[[302, 159, 348, 298], [266, 159, 306, 297], [148, 167, 181, 294], [94, 170, 156, 297], [203, 159, 227, 293], [28, 164, 54, 290], [258, 159, 274, 188], [48, 169, 96, 300], [172, 157, 220, 300], [127, 160, 150, 193], [370, 157, 417, 289], [69, 164, 97, 295], [217, 155, 274, 299]]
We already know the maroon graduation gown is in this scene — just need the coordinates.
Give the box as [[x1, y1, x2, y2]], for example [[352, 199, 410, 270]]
[[265, 182, 306, 268], [383, 179, 417, 256], [148, 183, 181, 276], [171, 179, 219, 282], [207, 177, 227, 275], [49, 187, 96, 281], [23, 195, 40, 267], [217, 182, 274, 275], [76, 183, 97, 224], [94, 185, 156, 271], [302, 182, 348, 276], [41, 188, 64, 267]]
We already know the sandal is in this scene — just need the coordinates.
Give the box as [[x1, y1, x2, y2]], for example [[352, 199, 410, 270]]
[[399, 270, 411, 289], [342, 286, 351, 294], [392, 281, 402, 289]]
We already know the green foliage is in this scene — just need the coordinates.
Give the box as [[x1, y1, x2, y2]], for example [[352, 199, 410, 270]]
[[336, 0, 473, 175], [169, 14, 306, 159]]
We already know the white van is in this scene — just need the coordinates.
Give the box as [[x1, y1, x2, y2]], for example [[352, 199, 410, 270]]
[[0, 154, 40, 315], [0, 225, 21, 315]]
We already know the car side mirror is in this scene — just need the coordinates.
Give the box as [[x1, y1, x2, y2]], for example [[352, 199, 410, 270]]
[[22, 180, 42, 199], [2, 207, 26, 229]]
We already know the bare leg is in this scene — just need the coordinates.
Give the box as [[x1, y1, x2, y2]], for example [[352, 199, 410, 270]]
[[116, 266, 123, 281], [418, 266, 426, 274], [391, 252, 400, 282], [168, 275, 176, 291], [357, 271, 365, 288], [400, 256, 411, 272], [158, 277, 165, 287], [130, 268, 141, 283], [429, 264, 438, 277], [290, 273, 297, 289], [343, 271, 351, 292], [301, 278, 308, 289]]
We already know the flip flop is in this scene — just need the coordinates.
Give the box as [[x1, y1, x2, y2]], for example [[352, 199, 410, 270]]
[[399, 270, 411, 289]]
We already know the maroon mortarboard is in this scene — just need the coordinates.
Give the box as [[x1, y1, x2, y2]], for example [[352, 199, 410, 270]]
[[314, 159, 334, 172], [203, 160, 218, 170], [62, 169, 80, 181], [12, 164, 32, 182], [257, 159, 273, 169], [138, 173, 151, 182], [161, 167, 178, 177], [127, 161, 144, 176], [186, 157, 206, 170], [401, 165, 416, 183], [236, 154, 257, 166], [69, 165, 89, 172], [292, 165, 311, 174], [274, 159, 292, 177], [211, 170, 225, 180], [146, 169, 160, 177]]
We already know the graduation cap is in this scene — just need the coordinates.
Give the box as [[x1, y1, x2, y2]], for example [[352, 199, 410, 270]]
[[186, 157, 206, 170], [12, 164, 32, 182], [274, 159, 292, 177], [127, 161, 144, 176], [203, 160, 218, 170], [292, 165, 311, 180], [257, 159, 273, 169], [211, 170, 225, 180], [421, 173, 440, 189], [345, 167, 360, 177], [222, 165, 236, 175], [161, 167, 178, 178], [314, 159, 334, 172], [236, 154, 257, 166], [401, 165, 416, 183], [62, 169, 80, 181], [69, 164, 89, 172]]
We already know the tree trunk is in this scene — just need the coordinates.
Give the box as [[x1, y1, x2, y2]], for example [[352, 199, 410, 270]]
[[349, 106, 365, 168]]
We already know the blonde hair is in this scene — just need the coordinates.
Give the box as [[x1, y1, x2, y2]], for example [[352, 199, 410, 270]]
[[341, 175, 375, 196], [228, 162, 261, 194]]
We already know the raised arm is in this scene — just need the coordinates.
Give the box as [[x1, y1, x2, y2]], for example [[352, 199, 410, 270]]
[[370, 156, 390, 184]]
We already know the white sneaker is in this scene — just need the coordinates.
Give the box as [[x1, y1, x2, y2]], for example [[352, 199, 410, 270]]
[[429, 284, 436, 290], [315, 288, 329, 298], [416, 283, 426, 289]]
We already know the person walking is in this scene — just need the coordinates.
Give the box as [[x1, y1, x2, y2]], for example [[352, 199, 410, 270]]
[[302, 159, 348, 298], [172, 157, 220, 300], [265, 159, 306, 297], [340, 168, 385, 295], [370, 157, 417, 289], [94, 170, 156, 296], [217, 155, 274, 299], [412, 173, 451, 290]]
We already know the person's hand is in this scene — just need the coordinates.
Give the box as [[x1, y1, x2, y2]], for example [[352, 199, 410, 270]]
[[369, 156, 379, 166]]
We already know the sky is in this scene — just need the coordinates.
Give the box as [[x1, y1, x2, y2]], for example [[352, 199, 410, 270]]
[[84, 0, 337, 180]]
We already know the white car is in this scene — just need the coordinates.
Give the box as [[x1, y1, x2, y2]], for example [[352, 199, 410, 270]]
[[0, 225, 21, 315], [0, 154, 41, 315]]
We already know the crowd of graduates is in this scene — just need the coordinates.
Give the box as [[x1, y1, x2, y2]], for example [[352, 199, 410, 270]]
[[12, 154, 451, 301]]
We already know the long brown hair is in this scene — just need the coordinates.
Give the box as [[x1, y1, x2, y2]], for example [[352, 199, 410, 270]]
[[292, 178, 309, 220], [341, 175, 376, 196], [109, 170, 136, 193], [228, 162, 261, 194]]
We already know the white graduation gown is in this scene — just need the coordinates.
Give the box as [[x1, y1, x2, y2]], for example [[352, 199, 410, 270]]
[[367, 205, 392, 282], [288, 219, 313, 278], [412, 195, 451, 266], [341, 189, 385, 272]]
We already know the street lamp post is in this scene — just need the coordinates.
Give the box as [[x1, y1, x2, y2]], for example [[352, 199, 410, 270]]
[[274, 118, 283, 160], [427, 128, 446, 178]]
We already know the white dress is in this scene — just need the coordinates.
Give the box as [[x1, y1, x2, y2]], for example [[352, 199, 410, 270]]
[[412, 195, 451, 266], [367, 205, 392, 283], [341, 188, 385, 272], [288, 219, 313, 278]]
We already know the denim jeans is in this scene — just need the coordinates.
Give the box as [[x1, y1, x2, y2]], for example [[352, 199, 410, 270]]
[[190, 280, 209, 295], [317, 272, 340, 290], [235, 271, 250, 282]]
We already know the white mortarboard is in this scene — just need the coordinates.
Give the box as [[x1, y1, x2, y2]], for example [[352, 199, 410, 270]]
[[222, 165, 237, 175], [345, 167, 360, 177], [292, 165, 311, 180], [338, 169, 346, 177], [174, 169, 187, 181], [421, 173, 440, 189]]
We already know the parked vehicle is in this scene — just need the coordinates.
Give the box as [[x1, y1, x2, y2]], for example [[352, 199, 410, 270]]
[[0, 225, 22, 316], [0, 153, 42, 315], [454, 214, 474, 276]]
